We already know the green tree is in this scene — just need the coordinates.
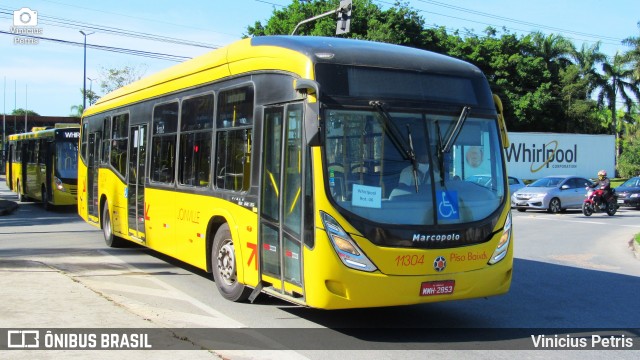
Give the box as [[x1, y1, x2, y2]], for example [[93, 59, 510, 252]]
[[570, 42, 606, 84], [559, 64, 602, 133], [451, 29, 556, 131], [70, 88, 100, 118], [84, 88, 100, 106], [617, 127, 640, 177], [591, 52, 640, 163], [70, 104, 84, 118], [11, 108, 40, 116], [244, 0, 640, 144], [528, 32, 573, 74], [622, 21, 640, 81], [99, 64, 147, 94], [246, 0, 426, 48]]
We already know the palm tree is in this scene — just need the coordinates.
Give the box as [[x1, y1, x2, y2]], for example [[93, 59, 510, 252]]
[[590, 52, 640, 166], [570, 42, 606, 85], [622, 21, 640, 81], [530, 32, 573, 74], [70, 104, 84, 118]]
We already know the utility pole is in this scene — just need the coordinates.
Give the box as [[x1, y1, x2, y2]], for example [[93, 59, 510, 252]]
[[87, 77, 95, 106], [14, 80, 16, 134], [24, 84, 28, 132], [80, 30, 94, 111], [3, 77, 5, 144], [2, 76, 5, 172]]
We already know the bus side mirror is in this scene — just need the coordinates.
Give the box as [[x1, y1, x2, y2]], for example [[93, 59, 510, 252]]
[[493, 94, 509, 149], [295, 79, 322, 147]]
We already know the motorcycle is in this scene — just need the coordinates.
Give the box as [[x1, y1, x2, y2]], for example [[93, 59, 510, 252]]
[[582, 185, 617, 216]]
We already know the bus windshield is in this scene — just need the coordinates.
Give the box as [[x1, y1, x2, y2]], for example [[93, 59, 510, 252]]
[[324, 108, 505, 226], [56, 141, 79, 179]]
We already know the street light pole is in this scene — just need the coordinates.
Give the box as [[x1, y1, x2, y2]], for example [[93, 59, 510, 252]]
[[87, 77, 94, 106], [24, 84, 27, 132], [79, 31, 94, 111], [2, 76, 5, 171]]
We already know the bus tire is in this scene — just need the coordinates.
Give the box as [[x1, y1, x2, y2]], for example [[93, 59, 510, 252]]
[[102, 202, 124, 248], [212, 223, 251, 302], [41, 187, 51, 211], [17, 181, 26, 202]]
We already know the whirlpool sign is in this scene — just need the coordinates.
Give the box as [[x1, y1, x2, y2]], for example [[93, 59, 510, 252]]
[[504, 132, 615, 180]]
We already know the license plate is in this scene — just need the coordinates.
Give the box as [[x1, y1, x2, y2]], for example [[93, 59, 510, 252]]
[[420, 280, 455, 296], [617, 199, 624, 204]]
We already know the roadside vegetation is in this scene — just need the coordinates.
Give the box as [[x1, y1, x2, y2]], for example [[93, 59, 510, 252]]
[[248, 0, 640, 176]]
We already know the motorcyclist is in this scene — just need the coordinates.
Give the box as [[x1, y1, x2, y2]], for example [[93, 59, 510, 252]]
[[589, 170, 612, 208]]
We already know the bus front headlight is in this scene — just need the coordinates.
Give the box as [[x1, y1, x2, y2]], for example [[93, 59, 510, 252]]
[[321, 212, 377, 272], [54, 177, 66, 192], [489, 212, 511, 265]]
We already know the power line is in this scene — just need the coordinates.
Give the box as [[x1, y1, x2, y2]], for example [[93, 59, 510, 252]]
[[254, 0, 286, 7], [415, 0, 625, 42], [0, 7, 220, 49], [38, 0, 240, 38], [370, 0, 627, 48], [0, 30, 190, 62]]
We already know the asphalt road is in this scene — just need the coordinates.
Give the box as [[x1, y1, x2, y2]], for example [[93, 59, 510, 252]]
[[1, 190, 639, 359]]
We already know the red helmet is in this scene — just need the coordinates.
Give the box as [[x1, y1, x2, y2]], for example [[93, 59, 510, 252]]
[[598, 170, 607, 177]]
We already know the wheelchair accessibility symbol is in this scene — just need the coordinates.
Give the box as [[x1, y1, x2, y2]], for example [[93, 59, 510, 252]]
[[437, 190, 459, 220]]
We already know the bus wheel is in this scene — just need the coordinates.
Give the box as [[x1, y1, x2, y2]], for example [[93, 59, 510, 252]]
[[41, 187, 51, 211], [212, 223, 251, 302], [102, 202, 124, 248], [17, 181, 26, 202]]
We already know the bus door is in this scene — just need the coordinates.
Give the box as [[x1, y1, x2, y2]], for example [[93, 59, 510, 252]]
[[127, 124, 147, 241], [44, 140, 54, 202], [259, 103, 306, 298], [20, 142, 28, 194], [87, 132, 101, 220], [7, 143, 13, 190]]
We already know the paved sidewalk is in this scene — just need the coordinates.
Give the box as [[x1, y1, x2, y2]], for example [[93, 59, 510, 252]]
[[0, 173, 218, 359], [0, 175, 18, 215], [0, 174, 307, 360], [0, 259, 223, 359]]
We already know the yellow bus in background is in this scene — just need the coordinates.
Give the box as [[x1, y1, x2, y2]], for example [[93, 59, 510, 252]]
[[78, 36, 513, 309], [5, 125, 80, 209]]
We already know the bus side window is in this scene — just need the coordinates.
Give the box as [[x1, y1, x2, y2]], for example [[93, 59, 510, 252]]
[[178, 94, 213, 187], [215, 86, 254, 192], [151, 101, 179, 184], [110, 113, 129, 178]]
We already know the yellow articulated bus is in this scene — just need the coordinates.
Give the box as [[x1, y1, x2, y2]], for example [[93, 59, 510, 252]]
[[78, 36, 513, 309], [6, 125, 80, 210]]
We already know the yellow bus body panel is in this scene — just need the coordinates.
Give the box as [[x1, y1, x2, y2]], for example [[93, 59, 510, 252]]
[[77, 160, 89, 223], [76, 38, 513, 309], [83, 39, 312, 119], [302, 148, 513, 309], [303, 231, 512, 309], [143, 187, 259, 288], [50, 183, 78, 206]]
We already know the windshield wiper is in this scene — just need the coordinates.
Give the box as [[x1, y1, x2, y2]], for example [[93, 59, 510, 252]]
[[406, 125, 420, 193], [434, 106, 471, 186], [442, 106, 471, 153], [369, 101, 419, 192]]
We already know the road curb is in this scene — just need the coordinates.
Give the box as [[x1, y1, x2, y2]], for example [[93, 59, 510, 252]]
[[632, 238, 640, 260], [0, 200, 18, 216]]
